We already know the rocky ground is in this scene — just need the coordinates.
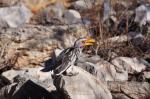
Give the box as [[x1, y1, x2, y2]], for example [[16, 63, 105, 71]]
[[0, 0, 150, 99]]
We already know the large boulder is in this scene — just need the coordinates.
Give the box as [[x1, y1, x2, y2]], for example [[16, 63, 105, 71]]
[[77, 55, 128, 81], [135, 4, 150, 26], [0, 3, 32, 28], [2, 67, 54, 89], [63, 9, 82, 24], [1, 67, 58, 99], [111, 57, 150, 73], [53, 66, 112, 99], [108, 81, 150, 99]]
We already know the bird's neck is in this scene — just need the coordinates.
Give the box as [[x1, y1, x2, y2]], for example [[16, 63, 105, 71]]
[[74, 47, 83, 57]]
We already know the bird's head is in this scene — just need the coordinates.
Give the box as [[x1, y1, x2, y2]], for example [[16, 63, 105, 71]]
[[74, 37, 95, 48]]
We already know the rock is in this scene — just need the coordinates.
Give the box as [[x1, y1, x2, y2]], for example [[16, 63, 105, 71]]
[[1, 66, 113, 99], [2, 70, 24, 82], [53, 66, 112, 99], [111, 57, 150, 73], [2, 67, 56, 92], [103, 0, 111, 22], [0, 24, 87, 68], [0, 17, 9, 28], [42, 2, 65, 25], [135, 5, 150, 26], [0, 3, 32, 28], [0, 77, 60, 99], [143, 71, 150, 79], [63, 9, 82, 24], [78, 58, 128, 81], [112, 93, 130, 99], [77, 55, 128, 81], [0, 0, 19, 7], [103, 0, 116, 21], [128, 32, 145, 47], [102, 0, 117, 33], [0, 66, 61, 99], [71, 0, 103, 11], [108, 81, 150, 99], [2, 67, 53, 85], [71, 0, 89, 11], [11, 80, 60, 99], [140, 0, 150, 3], [0, 76, 11, 89]]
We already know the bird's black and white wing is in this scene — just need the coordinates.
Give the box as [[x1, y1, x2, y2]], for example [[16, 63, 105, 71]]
[[53, 47, 77, 75]]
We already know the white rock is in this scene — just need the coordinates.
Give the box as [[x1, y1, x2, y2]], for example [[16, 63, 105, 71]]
[[79, 56, 150, 81], [2, 67, 53, 82], [144, 71, 150, 79], [140, 0, 150, 3], [53, 66, 112, 99], [44, 2, 65, 24], [135, 5, 150, 26], [64, 9, 82, 24], [72, 0, 88, 11], [0, 3, 32, 28], [78, 56, 128, 81], [72, 0, 102, 11], [2, 69, 25, 82], [111, 57, 150, 73]]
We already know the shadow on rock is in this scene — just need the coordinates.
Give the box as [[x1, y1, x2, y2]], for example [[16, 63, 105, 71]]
[[10, 80, 60, 99], [41, 52, 57, 72]]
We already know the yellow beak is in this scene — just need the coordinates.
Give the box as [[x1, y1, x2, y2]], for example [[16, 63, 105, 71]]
[[84, 38, 95, 46]]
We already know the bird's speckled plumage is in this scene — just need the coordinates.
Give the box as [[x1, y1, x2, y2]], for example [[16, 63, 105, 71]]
[[53, 38, 95, 75]]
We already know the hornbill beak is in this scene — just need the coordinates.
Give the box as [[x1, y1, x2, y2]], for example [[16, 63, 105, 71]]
[[84, 38, 95, 46]]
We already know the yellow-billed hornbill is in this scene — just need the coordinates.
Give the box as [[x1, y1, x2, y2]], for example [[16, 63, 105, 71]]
[[53, 37, 95, 76]]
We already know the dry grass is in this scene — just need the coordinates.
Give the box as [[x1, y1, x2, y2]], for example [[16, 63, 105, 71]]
[[0, 39, 19, 73], [80, 0, 150, 61]]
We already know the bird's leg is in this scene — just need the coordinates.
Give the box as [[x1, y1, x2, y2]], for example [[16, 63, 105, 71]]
[[64, 66, 79, 76]]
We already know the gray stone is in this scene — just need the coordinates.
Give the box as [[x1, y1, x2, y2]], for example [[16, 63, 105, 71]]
[[112, 93, 130, 99], [128, 32, 145, 47], [0, 3, 32, 28], [43, 2, 65, 25], [72, 0, 103, 10], [72, 0, 89, 11], [96, 60, 128, 81], [103, 0, 116, 22], [0, 0, 19, 7], [111, 57, 150, 73], [140, 0, 150, 3], [135, 5, 150, 26], [64, 9, 82, 24], [108, 81, 150, 99], [2, 67, 53, 86], [143, 71, 150, 79], [2, 70, 25, 82], [78, 56, 128, 81], [53, 66, 112, 99], [0, 77, 59, 99]]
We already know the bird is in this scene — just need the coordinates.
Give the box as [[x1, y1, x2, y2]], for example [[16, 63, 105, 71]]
[[53, 37, 95, 76]]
